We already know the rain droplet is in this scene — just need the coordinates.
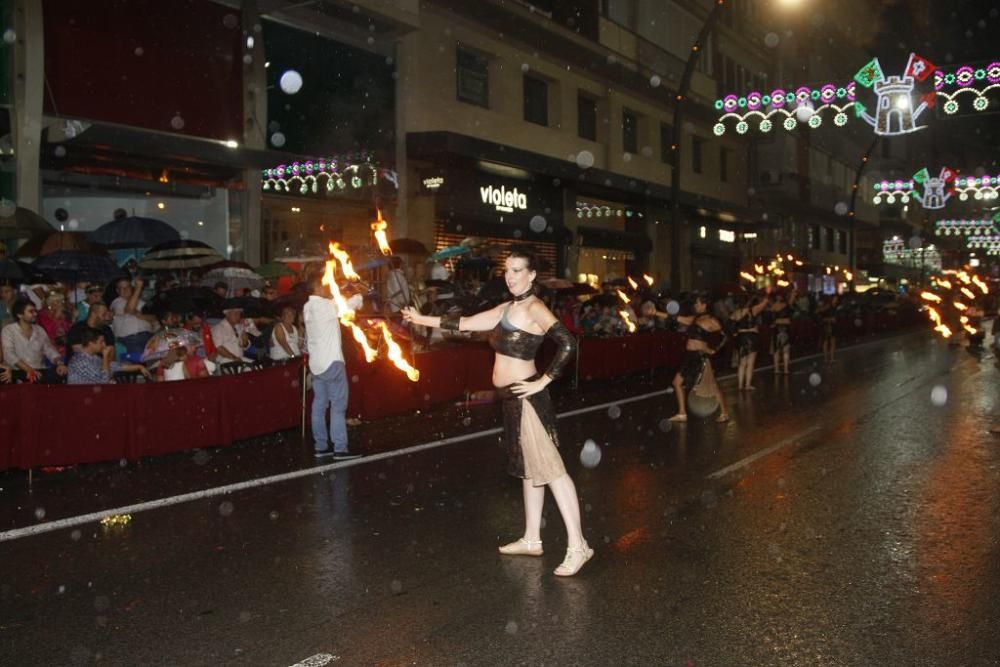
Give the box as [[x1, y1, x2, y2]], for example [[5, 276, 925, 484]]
[[504, 620, 519, 634], [834, 202, 849, 216], [351, 375, 359, 383], [170, 115, 185, 130], [930, 385, 948, 407], [366, 36, 375, 45], [242, 54, 253, 65], [575, 150, 595, 169], [67, 219, 79, 230], [0, 199, 15, 218], [579, 439, 602, 468], [269, 511, 279, 520], [764, 32, 780, 48], [222, 14, 239, 29], [649, 74, 661, 88], [70, 529, 82, 541], [270, 132, 286, 147], [623, 152, 632, 162], [134, 46, 144, 57], [658, 418, 673, 433], [54, 145, 66, 158], [795, 105, 815, 123], [193, 450, 210, 466], [521, 63, 530, 73], [908, 236, 922, 250], [808, 372, 822, 387], [58, 585, 66, 594], [218, 501, 234, 517], [390, 580, 404, 594], [513, 229, 522, 238], [665, 300, 680, 316], [607, 405, 622, 419], [529, 215, 547, 233], [854, 319, 863, 328], [279, 70, 303, 95], [2, 29, 16, 44], [462, 417, 472, 426], [34, 507, 45, 520]]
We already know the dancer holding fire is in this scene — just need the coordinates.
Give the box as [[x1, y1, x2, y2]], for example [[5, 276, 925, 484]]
[[402, 248, 592, 577]]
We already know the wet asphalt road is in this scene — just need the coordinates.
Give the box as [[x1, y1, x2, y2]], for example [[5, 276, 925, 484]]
[[2, 329, 999, 666]]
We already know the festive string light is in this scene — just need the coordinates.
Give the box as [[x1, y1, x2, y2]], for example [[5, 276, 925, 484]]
[[262, 154, 397, 194]]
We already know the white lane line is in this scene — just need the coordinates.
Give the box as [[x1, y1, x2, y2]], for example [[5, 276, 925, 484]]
[[0, 329, 924, 543], [706, 425, 825, 480], [289, 654, 338, 667]]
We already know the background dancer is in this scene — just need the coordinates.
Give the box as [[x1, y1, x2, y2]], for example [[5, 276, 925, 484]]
[[668, 295, 730, 423], [402, 248, 592, 577], [769, 294, 792, 374], [817, 295, 840, 363], [730, 292, 769, 391]]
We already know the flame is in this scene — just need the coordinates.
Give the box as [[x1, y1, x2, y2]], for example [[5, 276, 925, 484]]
[[794, 260, 803, 266], [776, 279, 790, 287], [935, 324, 953, 338], [971, 276, 989, 294], [322, 258, 377, 363], [786, 254, 794, 261], [643, 273, 654, 286], [844, 271, 853, 282], [937, 279, 952, 290], [960, 286, 976, 301], [616, 289, 631, 304], [927, 306, 942, 326], [740, 271, 756, 283], [754, 264, 764, 274], [920, 291, 942, 303], [959, 315, 969, 324], [953, 301, 968, 311], [371, 209, 392, 255], [963, 324, 977, 335], [772, 267, 785, 277], [619, 309, 636, 333], [329, 242, 360, 280], [956, 271, 971, 284], [377, 321, 420, 382]]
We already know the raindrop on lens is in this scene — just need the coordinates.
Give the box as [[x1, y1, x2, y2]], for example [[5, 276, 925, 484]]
[[505, 620, 519, 634], [665, 300, 680, 316], [521, 63, 530, 72], [170, 115, 185, 130], [222, 14, 239, 29], [242, 54, 253, 65], [529, 215, 547, 233], [2, 29, 16, 44], [270, 132, 286, 147], [575, 150, 595, 169], [67, 219, 79, 230], [607, 405, 621, 420], [764, 32, 780, 48], [513, 229, 522, 238], [279, 70, 303, 95], [658, 418, 673, 433], [930, 385, 947, 407], [834, 202, 849, 216], [54, 145, 66, 158], [218, 501, 234, 517], [70, 529, 82, 541], [351, 375, 359, 383], [34, 507, 45, 520], [908, 236, 922, 250], [390, 580, 403, 594], [462, 417, 472, 426], [0, 199, 16, 218], [579, 439, 602, 468], [134, 46, 144, 57], [808, 372, 821, 387], [649, 74, 661, 88]]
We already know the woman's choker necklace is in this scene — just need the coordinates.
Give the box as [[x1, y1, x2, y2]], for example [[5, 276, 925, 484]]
[[511, 286, 535, 302]]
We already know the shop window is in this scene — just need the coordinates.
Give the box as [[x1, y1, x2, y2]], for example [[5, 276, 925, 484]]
[[720, 147, 729, 182], [523, 75, 548, 126], [622, 109, 638, 154], [660, 122, 673, 163], [578, 93, 597, 141], [456, 47, 489, 108], [691, 136, 703, 174]]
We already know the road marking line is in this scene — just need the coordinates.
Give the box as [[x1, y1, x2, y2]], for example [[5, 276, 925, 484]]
[[0, 329, 924, 543], [706, 425, 824, 480], [289, 654, 338, 667]]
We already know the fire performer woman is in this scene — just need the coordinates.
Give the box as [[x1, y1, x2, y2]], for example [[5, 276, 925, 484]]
[[729, 293, 769, 391], [668, 295, 731, 423], [816, 295, 839, 363], [402, 248, 592, 577], [769, 294, 792, 374]]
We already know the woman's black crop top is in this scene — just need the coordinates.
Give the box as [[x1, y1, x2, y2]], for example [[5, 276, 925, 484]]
[[489, 312, 544, 360], [687, 321, 710, 341]]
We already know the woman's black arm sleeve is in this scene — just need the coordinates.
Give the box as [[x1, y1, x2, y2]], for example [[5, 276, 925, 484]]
[[543, 322, 577, 380]]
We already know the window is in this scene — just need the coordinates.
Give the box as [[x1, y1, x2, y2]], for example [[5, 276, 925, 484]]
[[825, 227, 835, 251], [839, 230, 848, 254], [660, 123, 674, 163], [720, 147, 729, 182], [578, 93, 597, 141], [811, 225, 821, 249], [603, 0, 637, 29], [523, 75, 548, 126], [622, 109, 638, 154], [691, 136, 703, 174], [456, 47, 489, 108]]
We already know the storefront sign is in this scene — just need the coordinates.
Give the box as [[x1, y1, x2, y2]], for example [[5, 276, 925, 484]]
[[422, 176, 445, 191], [480, 184, 528, 213], [719, 229, 736, 243]]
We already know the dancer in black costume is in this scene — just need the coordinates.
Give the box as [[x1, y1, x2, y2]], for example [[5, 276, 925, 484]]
[[668, 295, 730, 423], [816, 295, 839, 363], [729, 293, 769, 391], [402, 248, 592, 577], [769, 294, 792, 374]]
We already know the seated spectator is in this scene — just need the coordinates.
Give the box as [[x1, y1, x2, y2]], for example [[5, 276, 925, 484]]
[[75, 284, 105, 323], [183, 313, 215, 359], [159, 307, 182, 329], [157, 344, 190, 381], [211, 305, 259, 365], [67, 302, 115, 362], [68, 327, 150, 384], [1, 299, 67, 383], [0, 343, 13, 384], [270, 305, 303, 361], [213, 281, 229, 299], [110, 277, 158, 359], [0, 281, 16, 327], [38, 289, 72, 358]]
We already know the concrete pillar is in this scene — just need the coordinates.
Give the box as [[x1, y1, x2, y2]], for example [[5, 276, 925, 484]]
[[239, 0, 266, 264], [12, 0, 43, 214]]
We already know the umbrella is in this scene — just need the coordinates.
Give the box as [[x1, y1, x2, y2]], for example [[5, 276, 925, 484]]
[[388, 238, 429, 255], [460, 236, 488, 248], [89, 216, 180, 249], [0, 258, 25, 282], [256, 261, 296, 279], [204, 259, 254, 271], [200, 266, 264, 292], [428, 245, 471, 261], [15, 231, 106, 258], [33, 250, 124, 283], [541, 278, 573, 290], [140, 239, 223, 270], [147, 287, 221, 317], [0, 207, 54, 241], [356, 256, 391, 271], [141, 327, 205, 362]]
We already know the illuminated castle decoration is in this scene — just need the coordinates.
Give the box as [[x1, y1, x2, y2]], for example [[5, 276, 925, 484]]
[[854, 54, 935, 137], [912, 167, 955, 210]]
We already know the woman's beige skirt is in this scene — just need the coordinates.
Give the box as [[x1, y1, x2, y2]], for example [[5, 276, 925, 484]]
[[519, 399, 567, 486], [497, 376, 566, 486]]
